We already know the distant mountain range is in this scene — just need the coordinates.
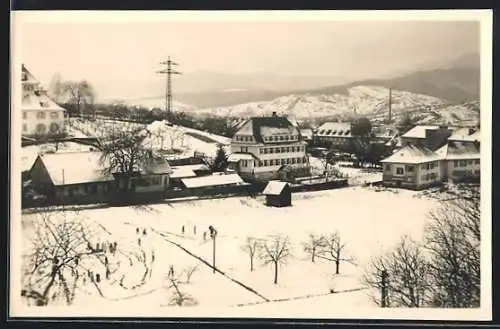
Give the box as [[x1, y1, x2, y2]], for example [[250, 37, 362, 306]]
[[105, 52, 480, 126]]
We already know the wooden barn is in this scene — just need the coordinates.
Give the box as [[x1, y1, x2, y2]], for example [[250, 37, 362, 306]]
[[262, 181, 292, 207]]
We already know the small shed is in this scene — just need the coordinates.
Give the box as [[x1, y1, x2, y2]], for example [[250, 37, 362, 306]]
[[262, 181, 292, 207]]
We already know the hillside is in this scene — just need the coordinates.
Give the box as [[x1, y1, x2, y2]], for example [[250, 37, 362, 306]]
[[194, 86, 447, 119]]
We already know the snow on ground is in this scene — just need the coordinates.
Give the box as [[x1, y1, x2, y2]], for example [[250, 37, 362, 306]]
[[21, 187, 439, 315], [194, 86, 445, 119]]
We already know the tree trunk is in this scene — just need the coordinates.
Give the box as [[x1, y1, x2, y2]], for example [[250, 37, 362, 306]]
[[312, 250, 315, 263], [273, 262, 278, 284], [335, 260, 340, 274], [250, 255, 254, 272]]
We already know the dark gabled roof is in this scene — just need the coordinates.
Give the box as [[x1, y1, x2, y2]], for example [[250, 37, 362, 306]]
[[250, 117, 294, 143]]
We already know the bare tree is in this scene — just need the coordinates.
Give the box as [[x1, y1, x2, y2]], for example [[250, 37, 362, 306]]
[[97, 129, 159, 191], [166, 276, 197, 306], [363, 236, 431, 308], [425, 186, 480, 308], [316, 232, 355, 274], [259, 235, 292, 284], [302, 234, 327, 263], [241, 237, 260, 271], [62, 80, 96, 117], [165, 126, 185, 151], [21, 211, 109, 306], [182, 265, 199, 284]]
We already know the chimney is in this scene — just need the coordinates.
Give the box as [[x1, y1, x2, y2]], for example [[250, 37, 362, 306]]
[[388, 88, 392, 123], [272, 111, 277, 117]]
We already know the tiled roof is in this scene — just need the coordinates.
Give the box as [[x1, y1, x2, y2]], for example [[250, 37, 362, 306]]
[[381, 144, 441, 164]]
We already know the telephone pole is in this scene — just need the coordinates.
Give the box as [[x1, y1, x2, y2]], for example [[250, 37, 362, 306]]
[[156, 56, 182, 115], [388, 88, 392, 124]]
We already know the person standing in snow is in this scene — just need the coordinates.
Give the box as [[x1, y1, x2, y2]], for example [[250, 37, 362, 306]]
[[193, 226, 196, 235], [143, 228, 147, 235], [203, 231, 207, 241], [182, 225, 185, 234]]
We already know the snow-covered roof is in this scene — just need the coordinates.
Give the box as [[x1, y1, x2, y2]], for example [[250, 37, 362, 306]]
[[300, 129, 313, 139], [401, 125, 446, 139], [236, 116, 298, 144], [448, 128, 480, 143], [170, 164, 209, 179], [22, 65, 40, 85], [262, 181, 289, 195], [181, 173, 245, 188], [36, 152, 115, 186], [227, 153, 255, 162], [435, 141, 480, 160], [380, 144, 441, 164], [316, 122, 352, 137]]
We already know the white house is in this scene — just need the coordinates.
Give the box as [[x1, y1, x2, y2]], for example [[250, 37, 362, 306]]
[[22, 65, 66, 137], [380, 144, 443, 190], [435, 140, 480, 183], [228, 112, 309, 181]]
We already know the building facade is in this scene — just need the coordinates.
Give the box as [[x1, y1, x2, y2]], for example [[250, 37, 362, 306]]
[[22, 65, 66, 138], [381, 144, 443, 190], [229, 113, 309, 181], [314, 122, 353, 149]]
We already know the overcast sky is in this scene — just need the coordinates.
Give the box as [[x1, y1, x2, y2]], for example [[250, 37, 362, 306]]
[[18, 19, 479, 97]]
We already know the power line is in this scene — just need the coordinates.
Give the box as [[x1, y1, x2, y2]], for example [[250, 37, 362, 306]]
[[156, 56, 182, 115]]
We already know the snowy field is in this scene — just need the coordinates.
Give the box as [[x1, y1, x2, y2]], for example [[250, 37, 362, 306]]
[[20, 187, 439, 316]]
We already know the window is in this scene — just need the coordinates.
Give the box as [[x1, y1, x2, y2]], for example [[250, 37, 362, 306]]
[[260, 148, 264, 154], [467, 160, 473, 166], [263, 148, 268, 154], [384, 164, 391, 171], [286, 147, 290, 152], [279, 136, 283, 141], [286, 158, 290, 164], [263, 160, 268, 166], [22, 112, 27, 120], [475, 159, 480, 165], [454, 160, 459, 167], [50, 112, 59, 119], [474, 170, 480, 175], [241, 147, 248, 152], [407, 165, 414, 173], [270, 160, 275, 166], [276, 159, 281, 166], [396, 167, 404, 175], [276, 147, 281, 154], [36, 112, 46, 119], [281, 147, 286, 153], [35, 123, 46, 134], [259, 160, 263, 166], [269, 148, 274, 154], [459, 160, 467, 167], [285, 135, 289, 141], [292, 158, 296, 164], [22, 124, 27, 132], [255, 160, 259, 167]]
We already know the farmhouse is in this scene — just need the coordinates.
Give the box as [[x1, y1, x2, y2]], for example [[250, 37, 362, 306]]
[[381, 144, 443, 190], [262, 181, 292, 207], [29, 151, 172, 202], [21, 65, 66, 138], [229, 112, 309, 181]]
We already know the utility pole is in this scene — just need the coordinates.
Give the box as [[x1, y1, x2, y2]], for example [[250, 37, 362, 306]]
[[388, 88, 392, 124], [156, 56, 182, 116]]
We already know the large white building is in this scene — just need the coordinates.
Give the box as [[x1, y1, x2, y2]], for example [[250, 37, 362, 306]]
[[228, 113, 309, 181], [22, 65, 66, 138]]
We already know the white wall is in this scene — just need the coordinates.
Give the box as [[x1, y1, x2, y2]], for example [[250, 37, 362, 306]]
[[22, 109, 66, 136]]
